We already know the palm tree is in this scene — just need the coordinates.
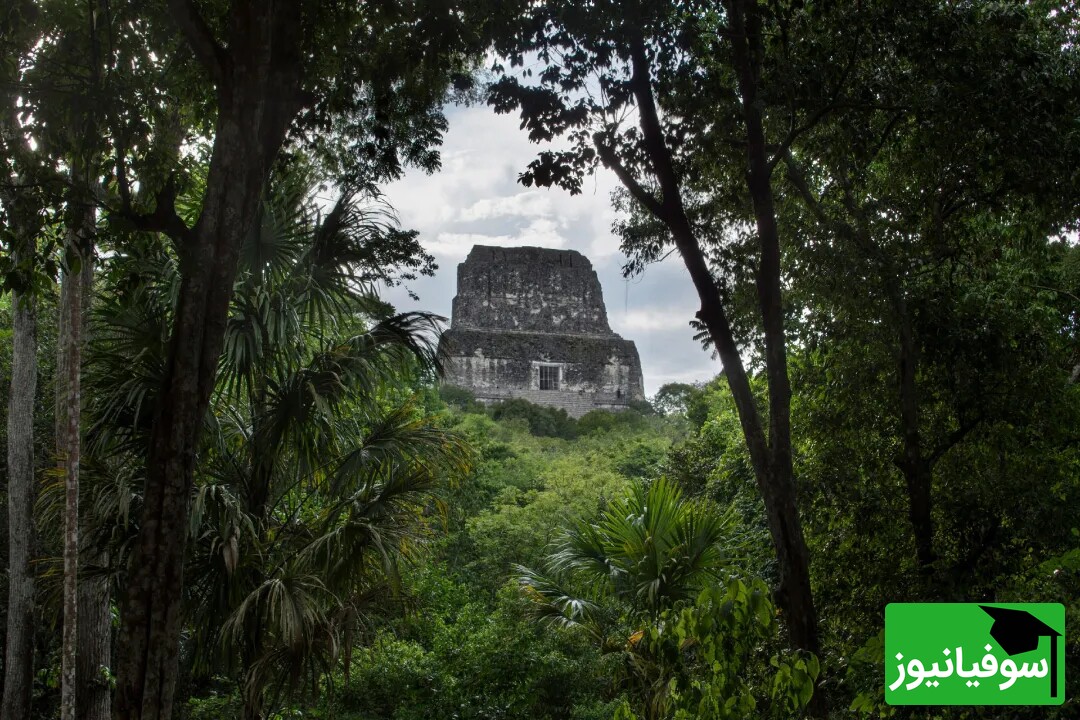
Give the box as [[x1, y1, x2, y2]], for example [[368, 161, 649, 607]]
[[518, 476, 739, 619], [516, 477, 742, 719], [51, 159, 469, 719]]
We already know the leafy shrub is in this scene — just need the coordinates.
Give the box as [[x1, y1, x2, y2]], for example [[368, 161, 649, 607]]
[[182, 692, 244, 720], [576, 408, 649, 435], [490, 398, 578, 439], [333, 583, 612, 720], [439, 384, 486, 413]]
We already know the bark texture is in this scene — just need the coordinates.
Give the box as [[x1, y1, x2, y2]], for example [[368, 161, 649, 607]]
[[58, 197, 95, 720], [2, 286, 38, 720], [1, 41, 41, 716], [77, 564, 113, 720], [595, 6, 824, 714], [112, 3, 305, 718], [723, 0, 822, 667], [60, 265, 82, 720], [76, 245, 112, 720]]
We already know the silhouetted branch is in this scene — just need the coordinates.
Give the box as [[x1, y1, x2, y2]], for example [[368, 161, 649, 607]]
[[593, 139, 664, 219], [927, 416, 982, 467], [113, 158, 191, 241], [167, 0, 227, 84]]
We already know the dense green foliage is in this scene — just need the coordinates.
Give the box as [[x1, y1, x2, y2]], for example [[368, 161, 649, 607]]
[[2, 0, 1079, 719], [6, 300, 1080, 719], [175, 396, 821, 719]]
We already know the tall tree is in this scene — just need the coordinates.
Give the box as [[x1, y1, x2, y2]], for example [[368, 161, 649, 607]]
[[76, 161, 465, 720], [57, 181, 94, 720], [19, 3, 117, 712], [772, 0, 1080, 577], [488, 1, 824, 701], [87, 3, 493, 717], [0, 150, 40, 720], [1, 3, 49, 715]]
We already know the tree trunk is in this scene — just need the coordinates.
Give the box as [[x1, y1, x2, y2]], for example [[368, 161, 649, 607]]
[[609, 11, 824, 714], [77, 245, 112, 720], [785, 150, 940, 578], [113, 124, 284, 720], [724, 0, 822, 668], [56, 192, 110, 720], [59, 203, 90, 720], [2, 284, 38, 720], [1, 23, 42, 712], [112, 7, 304, 718], [896, 306, 936, 571], [78, 554, 113, 720]]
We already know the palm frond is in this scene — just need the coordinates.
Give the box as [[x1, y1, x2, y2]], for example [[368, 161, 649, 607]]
[[514, 564, 605, 635], [82, 156, 452, 719], [526, 478, 739, 616]]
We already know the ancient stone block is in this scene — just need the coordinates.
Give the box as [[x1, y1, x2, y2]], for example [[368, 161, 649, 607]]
[[440, 245, 645, 417]]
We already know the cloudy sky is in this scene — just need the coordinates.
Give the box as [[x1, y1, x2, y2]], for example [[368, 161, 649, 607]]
[[380, 104, 720, 396]]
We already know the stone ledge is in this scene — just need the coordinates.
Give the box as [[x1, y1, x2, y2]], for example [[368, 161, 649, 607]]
[[464, 387, 636, 418], [442, 244, 646, 415], [451, 325, 619, 340]]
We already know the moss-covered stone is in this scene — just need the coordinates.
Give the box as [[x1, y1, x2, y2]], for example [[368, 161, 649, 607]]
[[441, 245, 645, 417]]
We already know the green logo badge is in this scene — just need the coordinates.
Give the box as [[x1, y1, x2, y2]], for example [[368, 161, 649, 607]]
[[885, 603, 1065, 705]]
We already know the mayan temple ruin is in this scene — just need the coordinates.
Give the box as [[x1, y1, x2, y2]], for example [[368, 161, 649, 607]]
[[440, 245, 645, 417]]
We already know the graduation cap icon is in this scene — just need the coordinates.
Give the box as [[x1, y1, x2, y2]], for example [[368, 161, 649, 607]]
[[980, 605, 1061, 698]]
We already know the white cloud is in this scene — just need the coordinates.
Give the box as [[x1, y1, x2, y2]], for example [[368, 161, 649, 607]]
[[614, 307, 699, 333], [458, 191, 555, 222], [649, 366, 720, 389], [426, 217, 568, 257], [517, 217, 567, 247], [379, 103, 716, 395]]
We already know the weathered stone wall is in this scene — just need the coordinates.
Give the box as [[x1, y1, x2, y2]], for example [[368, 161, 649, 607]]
[[451, 245, 612, 334], [441, 245, 645, 417]]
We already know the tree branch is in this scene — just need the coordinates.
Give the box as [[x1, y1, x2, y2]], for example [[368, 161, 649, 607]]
[[781, 151, 833, 229], [167, 0, 227, 84], [113, 161, 192, 241], [627, 38, 683, 217], [768, 100, 838, 172], [592, 138, 665, 220], [926, 416, 982, 467], [768, 46, 861, 171]]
